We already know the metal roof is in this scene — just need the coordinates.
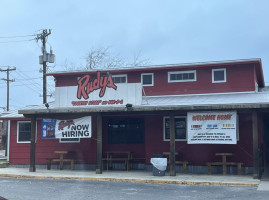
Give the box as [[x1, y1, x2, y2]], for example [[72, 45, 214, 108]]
[[0, 91, 267, 119]]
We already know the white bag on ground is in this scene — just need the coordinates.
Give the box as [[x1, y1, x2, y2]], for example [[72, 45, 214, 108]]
[[150, 158, 167, 171]]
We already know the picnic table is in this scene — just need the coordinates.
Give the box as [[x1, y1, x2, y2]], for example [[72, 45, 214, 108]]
[[206, 153, 243, 175], [46, 151, 75, 170], [102, 151, 133, 171]]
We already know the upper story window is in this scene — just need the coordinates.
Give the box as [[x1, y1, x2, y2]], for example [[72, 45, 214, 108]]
[[112, 74, 127, 84], [168, 70, 196, 82], [212, 68, 226, 83], [17, 121, 31, 143], [141, 73, 154, 86], [163, 116, 187, 141]]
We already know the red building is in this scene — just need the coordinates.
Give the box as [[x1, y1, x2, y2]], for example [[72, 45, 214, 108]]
[[1, 58, 269, 178]]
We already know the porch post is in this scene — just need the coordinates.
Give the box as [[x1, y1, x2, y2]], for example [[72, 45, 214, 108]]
[[252, 110, 259, 179], [170, 113, 176, 176], [29, 116, 36, 172], [96, 113, 102, 174]]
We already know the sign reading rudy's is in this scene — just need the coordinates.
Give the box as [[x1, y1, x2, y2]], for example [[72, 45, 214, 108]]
[[42, 116, 92, 139], [54, 71, 142, 107], [187, 111, 237, 144]]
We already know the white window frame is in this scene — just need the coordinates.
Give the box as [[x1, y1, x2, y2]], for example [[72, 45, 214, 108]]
[[17, 121, 37, 144], [141, 73, 154, 86], [59, 138, 80, 143], [112, 74, 127, 84], [212, 68, 226, 83], [163, 116, 187, 141], [168, 70, 196, 83]]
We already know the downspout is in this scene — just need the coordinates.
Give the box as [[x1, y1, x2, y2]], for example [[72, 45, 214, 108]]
[[7, 120, 10, 161]]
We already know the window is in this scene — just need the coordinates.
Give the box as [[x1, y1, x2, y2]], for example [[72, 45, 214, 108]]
[[17, 121, 31, 143], [163, 117, 187, 141], [60, 138, 80, 143], [212, 68, 226, 83], [108, 118, 144, 144], [168, 70, 196, 82], [112, 74, 127, 84], [141, 73, 154, 86]]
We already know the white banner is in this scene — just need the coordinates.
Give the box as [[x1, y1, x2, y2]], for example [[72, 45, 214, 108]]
[[187, 111, 237, 144], [54, 72, 142, 108], [42, 116, 92, 139]]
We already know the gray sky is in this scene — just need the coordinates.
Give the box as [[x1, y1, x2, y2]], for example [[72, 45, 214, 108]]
[[0, 0, 269, 110]]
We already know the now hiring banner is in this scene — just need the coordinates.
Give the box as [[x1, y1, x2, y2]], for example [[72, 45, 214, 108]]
[[41, 116, 92, 139]]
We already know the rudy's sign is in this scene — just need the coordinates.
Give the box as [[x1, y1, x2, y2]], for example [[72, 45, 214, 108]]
[[77, 72, 117, 99], [41, 116, 92, 139], [54, 71, 142, 107], [187, 111, 238, 144]]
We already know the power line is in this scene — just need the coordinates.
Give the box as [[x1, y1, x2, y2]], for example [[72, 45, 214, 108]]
[[14, 70, 43, 92], [0, 34, 36, 39], [0, 38, 35, 43], [0, 66, 16, 111]]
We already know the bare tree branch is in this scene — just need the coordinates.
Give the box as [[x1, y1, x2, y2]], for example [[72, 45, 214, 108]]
[[61, 46, 151, 71]]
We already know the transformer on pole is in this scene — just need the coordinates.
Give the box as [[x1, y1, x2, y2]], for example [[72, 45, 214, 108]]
[[36, 29, 55, 104]]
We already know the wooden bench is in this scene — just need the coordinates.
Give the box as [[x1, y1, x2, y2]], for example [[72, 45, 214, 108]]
[[175, 161, 189, 174], [102, 151, 133, 171], [129, 157, 145, 169], [163, 152, 190, 173], [102, 158, 129, 171], [46, 158, 75, 170], [206, 162, 244, 175]]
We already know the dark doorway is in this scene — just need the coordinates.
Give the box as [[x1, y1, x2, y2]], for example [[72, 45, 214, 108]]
[[263, 114, 269, 165], [108, 118, 145, 144]]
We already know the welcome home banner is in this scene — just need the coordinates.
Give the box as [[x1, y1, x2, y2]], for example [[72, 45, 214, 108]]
[[187, 111, 237, 144], [41, 116, 92, 139]]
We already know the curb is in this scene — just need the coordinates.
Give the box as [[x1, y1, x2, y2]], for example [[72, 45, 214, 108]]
[[0, 174, 259, 187]]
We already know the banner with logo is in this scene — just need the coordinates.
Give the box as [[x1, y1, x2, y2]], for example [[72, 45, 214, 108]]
[[54, 72, 142, 108], [187, 111, 237, 144], [41, 116, 92, 139]]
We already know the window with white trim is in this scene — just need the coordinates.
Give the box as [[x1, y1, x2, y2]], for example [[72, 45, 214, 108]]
[[112, 74, 127, 84], [59, 138, 80, 143], [212, 68, 226, 83], [168, 70, 196, 82], [163, 116, 187, 141], [17, 121, 31, 143], [141, 73, 154, 86]]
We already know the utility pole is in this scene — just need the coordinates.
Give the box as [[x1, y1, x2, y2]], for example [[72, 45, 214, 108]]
[[35, 29, 54, 104], [0, 66, 16, 111]]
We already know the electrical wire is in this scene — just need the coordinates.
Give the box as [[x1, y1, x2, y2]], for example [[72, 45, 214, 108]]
[[0, 38, 36, 43], [0, 34, 36, 39]]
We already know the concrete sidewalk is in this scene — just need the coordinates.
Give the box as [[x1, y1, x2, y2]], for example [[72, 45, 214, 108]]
[[0, 167, 262, 188]]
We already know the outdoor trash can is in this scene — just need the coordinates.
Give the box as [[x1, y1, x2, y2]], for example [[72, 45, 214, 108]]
[[150, 154, 167, 176]]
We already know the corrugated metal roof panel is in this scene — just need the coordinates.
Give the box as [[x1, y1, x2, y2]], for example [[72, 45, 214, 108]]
[[143, 92, 269, 106], [1, 92, 269, 119]]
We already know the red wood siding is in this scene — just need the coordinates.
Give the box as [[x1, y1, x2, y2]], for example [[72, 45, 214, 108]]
[[9, 113, 254, 167], [9, 118, 97, 165], [54, 64, 256, 96], [144, 113, 253, 166]]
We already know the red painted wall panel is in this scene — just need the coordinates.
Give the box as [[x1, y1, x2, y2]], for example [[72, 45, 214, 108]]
[[54, 64, 256, 96], [144, 113, 253, 166], [9, 117, 97, 165], [9, 113, 254, 167]]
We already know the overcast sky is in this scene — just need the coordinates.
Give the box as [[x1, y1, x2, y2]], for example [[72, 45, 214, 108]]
[[0, 0, 269, 111]]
